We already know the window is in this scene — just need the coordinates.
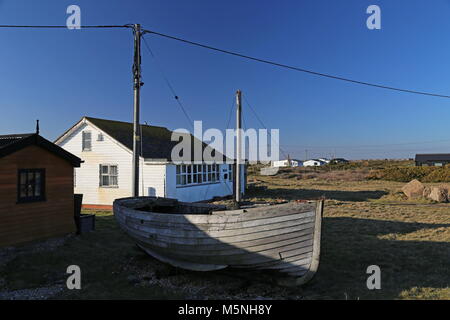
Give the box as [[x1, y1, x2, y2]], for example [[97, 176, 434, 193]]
[[18, 169, 46, 203], [97, 133, 104, 141], [99, 165, 118, 187], [176, 164, 220, 187], [82, 131, 92, 151]]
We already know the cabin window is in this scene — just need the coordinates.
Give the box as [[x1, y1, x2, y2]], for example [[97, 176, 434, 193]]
[[176, 164, 220, 187], [82, 131, 92, 151], [99, 165, 118, 187], [17, 169, 46, 203]]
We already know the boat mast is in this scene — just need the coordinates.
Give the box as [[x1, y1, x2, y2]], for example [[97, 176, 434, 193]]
[[132, 24, 143, 197], [235, 90, 242, 203]]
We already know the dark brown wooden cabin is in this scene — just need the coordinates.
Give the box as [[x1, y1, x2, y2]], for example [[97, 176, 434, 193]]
[[0, 133, 82, 247]]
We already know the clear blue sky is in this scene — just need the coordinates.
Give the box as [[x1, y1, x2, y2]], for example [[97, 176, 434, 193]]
[[1, 0, 450, 160]]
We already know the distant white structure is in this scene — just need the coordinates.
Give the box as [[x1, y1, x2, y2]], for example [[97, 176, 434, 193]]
[[272, 159, 302, 168], [318, 158, 330, 164], [303, 159, 326, 167]]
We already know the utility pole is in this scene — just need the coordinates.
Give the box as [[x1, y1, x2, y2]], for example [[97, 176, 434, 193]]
[[132, 24, 143, 197], [235, 90, 242, 204]]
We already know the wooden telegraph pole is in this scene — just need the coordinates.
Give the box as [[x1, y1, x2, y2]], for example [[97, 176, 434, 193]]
[[132, 24, 143, 197], [235, 90, 242, 204]]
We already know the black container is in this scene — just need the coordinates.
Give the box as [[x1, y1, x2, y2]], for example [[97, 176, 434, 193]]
[[74, 194, 95, 234]]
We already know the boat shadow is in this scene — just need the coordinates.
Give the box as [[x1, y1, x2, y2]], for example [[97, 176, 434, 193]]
[[246, 186, 389, 202]]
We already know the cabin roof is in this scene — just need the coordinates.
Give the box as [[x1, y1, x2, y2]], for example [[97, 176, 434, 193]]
[[67, 117, 228, 162], [415, 153, 450, 162], [0, 133, 82, 167]]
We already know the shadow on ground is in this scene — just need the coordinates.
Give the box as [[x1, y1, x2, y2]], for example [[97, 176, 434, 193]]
[[246, 186, 389, 202], [1, 212, 449, 299]]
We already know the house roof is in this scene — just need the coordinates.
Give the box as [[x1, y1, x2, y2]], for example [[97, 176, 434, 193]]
[[60, 117, 228, 162], [0, 133, 82, 167], [415, 154, 450, 162]]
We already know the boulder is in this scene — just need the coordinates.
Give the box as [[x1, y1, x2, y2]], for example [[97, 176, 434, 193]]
[[427, 187, 448, 203], [422, 186, 432, 198], [402, 179, 425, 199]]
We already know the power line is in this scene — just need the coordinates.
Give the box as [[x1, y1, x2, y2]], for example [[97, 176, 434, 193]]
[[142, 29, 450, 99], [226, 97, 235, 129], [141, 36, 194, 129], [0, 25, 131, 29], [281, 138, 450, 149], [243, 95, 289, 159]]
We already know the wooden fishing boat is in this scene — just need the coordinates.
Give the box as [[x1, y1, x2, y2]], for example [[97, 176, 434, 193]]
[[114, 196, 323, 286]]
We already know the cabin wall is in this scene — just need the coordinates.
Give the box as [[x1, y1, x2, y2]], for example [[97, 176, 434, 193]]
[[165, 163, 244, 202], [0, 145, 76, 247]]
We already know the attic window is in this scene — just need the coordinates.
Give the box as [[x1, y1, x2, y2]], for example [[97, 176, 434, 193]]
[[82, 131, 92, 151], [97, 133, 104, 141]]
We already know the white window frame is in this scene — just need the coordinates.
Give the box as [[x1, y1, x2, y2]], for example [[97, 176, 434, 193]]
[[82, 131, 92, 151], [99, 164, 118, 187], [176, 163, 221, 187]]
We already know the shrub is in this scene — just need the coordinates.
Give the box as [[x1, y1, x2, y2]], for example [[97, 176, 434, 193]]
[[367, 166, 450, 182]]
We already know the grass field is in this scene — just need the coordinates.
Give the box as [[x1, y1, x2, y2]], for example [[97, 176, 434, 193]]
[[0, 167, 449, 300]]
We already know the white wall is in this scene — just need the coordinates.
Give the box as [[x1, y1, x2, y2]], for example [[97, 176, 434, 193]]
[[58, 122, 133, 205], [273, 160, 289, 167], [273, 160, 302, 167], [141, 163, 166, 197], [303, 160, 324, 167]]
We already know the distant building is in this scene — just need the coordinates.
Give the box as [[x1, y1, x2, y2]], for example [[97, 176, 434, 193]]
[[318, 158, 330, 164], [272, 159, 302, 168], [303, 159, 326, 167], [415, 154, 450, 167], [330, 158, 349, 164]]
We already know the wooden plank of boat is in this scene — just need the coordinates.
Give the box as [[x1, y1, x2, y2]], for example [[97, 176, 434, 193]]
[[113, 197, 323, 286]]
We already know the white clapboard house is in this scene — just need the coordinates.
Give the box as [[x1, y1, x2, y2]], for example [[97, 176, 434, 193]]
[[55, 117, 244, 207]]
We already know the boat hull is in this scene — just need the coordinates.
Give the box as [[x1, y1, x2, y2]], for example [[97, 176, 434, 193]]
[[113, 197, 323, 286]]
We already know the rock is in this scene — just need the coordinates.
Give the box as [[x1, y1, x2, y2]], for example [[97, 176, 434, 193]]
[[402, 179, 425, 199], [427, 187, 448, 203], [422, 186, 431, 198]]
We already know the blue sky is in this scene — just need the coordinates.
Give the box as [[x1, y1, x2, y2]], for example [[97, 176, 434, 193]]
[[1, 0, 450, 159]]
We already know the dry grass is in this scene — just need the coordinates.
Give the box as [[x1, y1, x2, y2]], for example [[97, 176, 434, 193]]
[[0, 164, 449, 300]]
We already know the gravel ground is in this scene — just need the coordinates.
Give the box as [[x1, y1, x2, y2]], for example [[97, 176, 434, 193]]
[[0, 236, 72, 300], [0, 285, 65, 300]]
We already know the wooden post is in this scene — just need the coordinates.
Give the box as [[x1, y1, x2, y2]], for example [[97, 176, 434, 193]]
[[132, 24, 142, 197], [235, 90, 242, 203]]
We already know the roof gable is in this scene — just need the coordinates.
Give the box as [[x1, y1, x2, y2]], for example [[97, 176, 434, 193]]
[[0, 133, 82, 167], [60, 117, 227, 162]]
